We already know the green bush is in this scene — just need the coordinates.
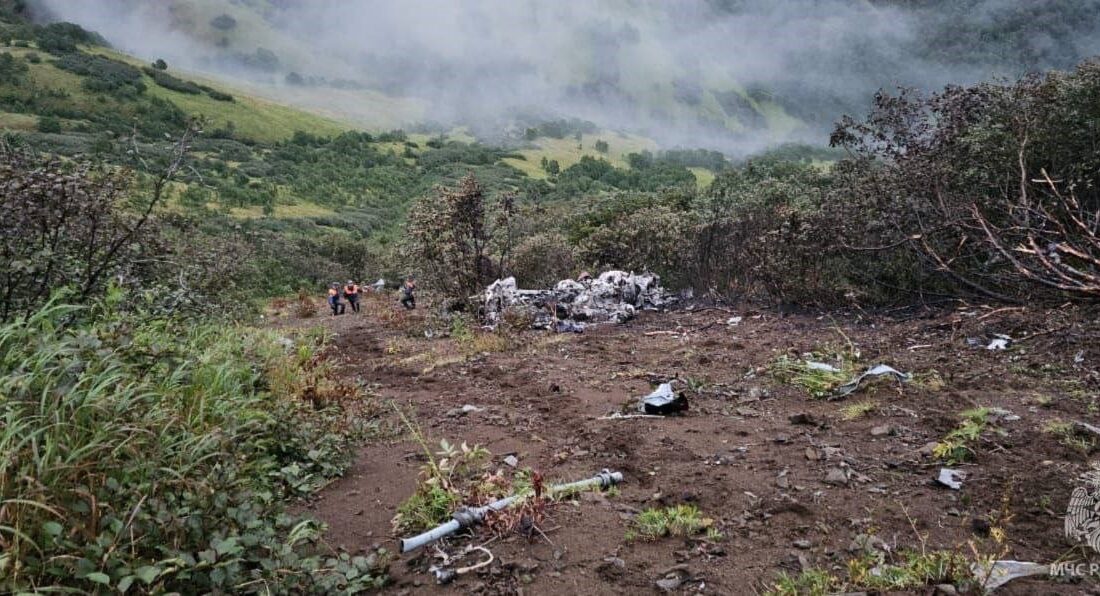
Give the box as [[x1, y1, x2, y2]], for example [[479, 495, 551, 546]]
[[54, 51, 145, 95], [142, 66, 202, 94], [35, 114, 61, 132], [0, 299, 387, 593]]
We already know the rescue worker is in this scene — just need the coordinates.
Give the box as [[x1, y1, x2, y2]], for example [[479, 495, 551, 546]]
[[343, 280, 361, 313], [400, 277, 416, 310], [328, 283, 345, 316]]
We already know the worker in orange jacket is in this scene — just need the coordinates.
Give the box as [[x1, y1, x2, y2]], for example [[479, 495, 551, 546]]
[[328, 283, 345, 316], [343, 280, 361, 313]]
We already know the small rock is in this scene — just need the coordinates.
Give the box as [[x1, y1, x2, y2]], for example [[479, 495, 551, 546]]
[[789, 413, 817, 426], [461, 404, 483, 413], [655, 575, 684, 592], [504, 455, 519, 468], [774, 434, 791, 444], [793, 539, 812, 549], [549, 382, 562, 393], [870, 424, 893, 437], [934, 584, 958, 596], [804, 447, 820, 461], [824, 468, 849, 486], [776, 471, 790, 489], [918, 442, 938, 457], [603, 556, 625, 569]]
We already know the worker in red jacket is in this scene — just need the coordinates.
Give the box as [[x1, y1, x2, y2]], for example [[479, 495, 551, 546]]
[[343, 280, 361, 313]]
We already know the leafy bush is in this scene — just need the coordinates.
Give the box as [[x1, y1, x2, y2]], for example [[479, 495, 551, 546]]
[[33, 21, 105, 54], [0, 50, 26, 83], [54, 51, 145, 95], [403, 174, 517, 299], [143, 65, 202, 94], [35, 113, 60, 132], [511, 232, 577, 287], [0, 300, 387, 593], [831, 58, 1100, 302], [206, 88, 235, 102]]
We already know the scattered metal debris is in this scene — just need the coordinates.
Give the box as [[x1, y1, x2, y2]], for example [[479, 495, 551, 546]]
[[399, 470, 624, 553], [971, 560, 1050, 591], [806, 361, 841, 373], [726, 316, 743, 326], [641, 383, 689, 415], [986, 335, 1011, 350], [482, 271, 681, 329], [429, 544, 494, 585], [987, 408, 1020, 423], [832, 364, 910, 399], [555, 320, 585, 333], [937, 468, 965, 490]]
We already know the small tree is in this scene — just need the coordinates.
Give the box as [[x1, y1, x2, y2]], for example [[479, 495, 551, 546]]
[[594, 139, 609, 153], [403, 173, 515, 300], [152, 58, 167, 70]]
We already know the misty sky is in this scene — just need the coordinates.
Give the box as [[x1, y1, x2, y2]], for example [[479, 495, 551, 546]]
[[32, 0, 1100, 153]]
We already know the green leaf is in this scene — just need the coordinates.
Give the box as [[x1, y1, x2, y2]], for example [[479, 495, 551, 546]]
[[117, 575, 134, 593], [135, 565, 159, 584], [85, 571, 111, 585], [42, 521, 63, 537], [212, 536, 241, 556]]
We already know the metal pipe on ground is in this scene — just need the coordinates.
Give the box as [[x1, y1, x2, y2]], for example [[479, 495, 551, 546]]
[[399, 469, 624, 553]]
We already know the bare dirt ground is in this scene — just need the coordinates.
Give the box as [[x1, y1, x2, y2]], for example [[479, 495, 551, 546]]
[[272, 293, 1099, 595]]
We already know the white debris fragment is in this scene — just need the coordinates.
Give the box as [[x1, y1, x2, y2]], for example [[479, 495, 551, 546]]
[[937, 468, 965, 490], [971, 560, 1050, 591], [806, 361, 840, 372], [986, 334, 1012, 350], [832, 364, 910, 399], [726, 316, 743, 326]]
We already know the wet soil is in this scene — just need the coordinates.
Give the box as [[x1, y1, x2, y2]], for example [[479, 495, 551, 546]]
[[273, 294, 1100, 595]]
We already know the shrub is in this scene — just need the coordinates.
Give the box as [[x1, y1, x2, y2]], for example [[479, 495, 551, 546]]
[[35, 114, 61, 132], [206, 88, 235, 102], [403, 174, 517, 300], [54, 52, 145, 95], [830, 59, 1100, 302], [511, 232, 577, 287], [578, 204, 695, 288], [0, 301, 387, 593], [0, 50, 27, 83], [142, 66, 203, 94]]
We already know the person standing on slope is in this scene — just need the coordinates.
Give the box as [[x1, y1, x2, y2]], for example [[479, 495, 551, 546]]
[[328, 283, 345, 316], [400, 277, 416, 310], [343, 280, 361, 313]]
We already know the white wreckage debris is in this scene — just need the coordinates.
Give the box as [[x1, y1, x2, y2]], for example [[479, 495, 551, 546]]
[[482, 271, 682, 330]]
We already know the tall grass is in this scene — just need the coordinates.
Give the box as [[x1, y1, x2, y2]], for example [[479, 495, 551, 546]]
[[0, 299, 384, 593]]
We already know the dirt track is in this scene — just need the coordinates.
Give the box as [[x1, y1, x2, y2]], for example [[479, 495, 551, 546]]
[[276, 294, 1099, 595]]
